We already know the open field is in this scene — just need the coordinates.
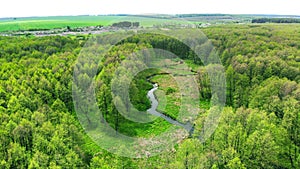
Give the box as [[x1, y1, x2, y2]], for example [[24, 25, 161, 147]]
[[0, 15, 186, 32], [1, 14, 299, 33]]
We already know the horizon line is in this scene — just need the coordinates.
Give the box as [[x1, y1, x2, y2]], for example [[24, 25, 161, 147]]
[[1, 13, 300, 19]]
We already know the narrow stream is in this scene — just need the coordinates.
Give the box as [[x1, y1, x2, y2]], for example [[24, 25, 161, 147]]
[[146, 83, 194, 133]]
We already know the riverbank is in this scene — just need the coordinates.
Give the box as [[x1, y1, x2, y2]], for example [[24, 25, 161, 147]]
[[146, 82, 194, 133]]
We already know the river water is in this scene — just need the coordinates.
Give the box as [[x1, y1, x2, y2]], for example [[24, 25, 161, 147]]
[[146, 83, 194, 133]]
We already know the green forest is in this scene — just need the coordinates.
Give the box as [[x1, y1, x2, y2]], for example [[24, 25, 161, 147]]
[[0, 24, 300, 168]]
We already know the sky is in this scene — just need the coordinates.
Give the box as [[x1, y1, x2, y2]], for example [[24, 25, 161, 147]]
[[1, 0, 299, 18]]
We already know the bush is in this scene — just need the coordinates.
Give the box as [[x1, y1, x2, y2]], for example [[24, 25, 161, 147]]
[[166, 87, 176, 95]]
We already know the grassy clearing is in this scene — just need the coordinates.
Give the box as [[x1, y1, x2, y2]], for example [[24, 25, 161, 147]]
[[184, 59, 203, 71], [101, 105, 172, 138], [150, 74, 181, 120], [120, 59, 209, 137], [118, 118, 171, 137]]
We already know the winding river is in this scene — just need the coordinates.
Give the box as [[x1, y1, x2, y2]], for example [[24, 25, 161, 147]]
[[146, 83, 194, 133]]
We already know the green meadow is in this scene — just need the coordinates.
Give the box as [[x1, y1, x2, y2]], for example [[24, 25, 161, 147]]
[[0, 15, 184, 32]]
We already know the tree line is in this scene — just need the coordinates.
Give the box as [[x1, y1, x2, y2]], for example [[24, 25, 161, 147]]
[[252, 18, 300, 23]]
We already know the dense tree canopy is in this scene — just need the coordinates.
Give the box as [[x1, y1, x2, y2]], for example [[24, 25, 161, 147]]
[[0, 24, 299, 168]]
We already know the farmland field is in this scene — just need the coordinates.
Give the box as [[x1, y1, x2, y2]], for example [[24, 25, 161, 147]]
[[0, 15, 185, 32]]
